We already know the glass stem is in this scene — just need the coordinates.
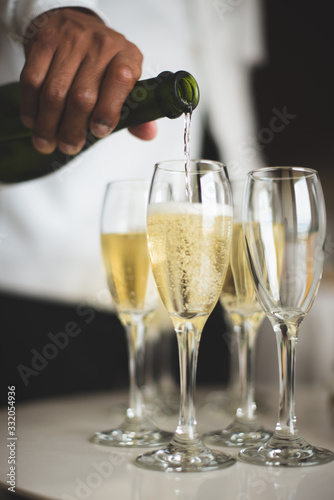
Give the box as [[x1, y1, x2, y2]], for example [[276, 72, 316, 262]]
[[274, 322, 298, 437], [235, 320, 257, 422], [125, 317, 146, 421], [224, 313, 240, 395], [143, 337, 157, 399], [174, 321, 201, 445]]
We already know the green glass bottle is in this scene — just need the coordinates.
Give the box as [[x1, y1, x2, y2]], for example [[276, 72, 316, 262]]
[[0, 71, 199, 184]]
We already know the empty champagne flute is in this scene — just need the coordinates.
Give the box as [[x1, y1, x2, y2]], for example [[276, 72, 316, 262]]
[[204, 179, 272, 447], [135, 159, 236, 472], [91, 180, 173, 447], [239, 166, 334, 466]]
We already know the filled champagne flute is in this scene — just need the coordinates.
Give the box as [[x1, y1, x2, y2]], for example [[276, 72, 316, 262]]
[[91, 180, 173, 447], [204, 180, 272, 447], [135, 159, 236, 472], [239, 166, 334, 466]]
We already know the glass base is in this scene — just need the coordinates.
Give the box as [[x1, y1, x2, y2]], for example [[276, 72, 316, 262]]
[[135, 439, 236, 472], [238, 434, 334, 467], [90, 417, 173, 448], [203, 420, 272, 448]]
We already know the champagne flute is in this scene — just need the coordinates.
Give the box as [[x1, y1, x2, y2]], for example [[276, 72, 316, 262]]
[[239, 166, 334, 466], [135, 159, 236, 472], [91, 180, 173, 447], [204, 179, 272, 447]]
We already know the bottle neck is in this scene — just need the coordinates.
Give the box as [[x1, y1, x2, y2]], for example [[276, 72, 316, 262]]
[[0, 70, 200, 183], [157, 71, 199, 118]]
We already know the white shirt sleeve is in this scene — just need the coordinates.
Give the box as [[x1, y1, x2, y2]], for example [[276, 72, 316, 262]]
[[0, 0, 110, 36]]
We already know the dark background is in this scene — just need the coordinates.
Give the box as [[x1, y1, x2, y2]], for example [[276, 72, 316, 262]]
[[0, 291, 230, 404], [252, 0, 334, 238], [1, 0, 334, 406]]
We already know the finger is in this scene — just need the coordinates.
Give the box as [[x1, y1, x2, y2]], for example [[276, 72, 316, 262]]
[[89, 46, 143, 137], [19, 32, 57, 130], [56, 54, 112, 155], [32, 47, 86, 154], [129, 121, 158, 140]]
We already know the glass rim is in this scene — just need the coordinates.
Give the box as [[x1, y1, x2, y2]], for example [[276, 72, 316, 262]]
[[154, 158, 227, 174], [248, 166, 319, 181]]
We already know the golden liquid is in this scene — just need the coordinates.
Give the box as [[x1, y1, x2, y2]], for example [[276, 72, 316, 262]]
[[221, 222, 264, 329], [147, 204, 232, 330], [243, 221, 290, 320], [101, 232, 150, 316]]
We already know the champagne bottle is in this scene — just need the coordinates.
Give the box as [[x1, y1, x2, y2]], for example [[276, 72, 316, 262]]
[[0, 71, 199, 184]]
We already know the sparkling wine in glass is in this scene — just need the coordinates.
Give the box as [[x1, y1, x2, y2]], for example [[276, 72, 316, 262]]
[[239, 166, 334, 466], [204, 180, 272, 447], [91, 180, 173, 447], [135, 159, 236, 472]]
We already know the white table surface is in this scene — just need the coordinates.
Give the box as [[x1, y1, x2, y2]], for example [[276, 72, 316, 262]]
[[1, 386, 334, 500]]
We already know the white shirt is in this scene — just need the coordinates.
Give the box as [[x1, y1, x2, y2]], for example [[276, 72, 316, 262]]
[[0, 0, 264, 307]]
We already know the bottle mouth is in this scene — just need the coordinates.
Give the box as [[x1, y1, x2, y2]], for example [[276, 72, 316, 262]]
[[174, 71, 200, 112]]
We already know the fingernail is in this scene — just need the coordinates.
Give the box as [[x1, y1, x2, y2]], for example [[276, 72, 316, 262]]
[[21, 116, 34, 129], [58, 142, 81, 156], [32, 136, 55, 154], [90, 122, 112, 138]]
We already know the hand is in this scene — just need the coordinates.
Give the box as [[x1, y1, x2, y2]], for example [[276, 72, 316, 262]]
[[20, 8, 157, 155]]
